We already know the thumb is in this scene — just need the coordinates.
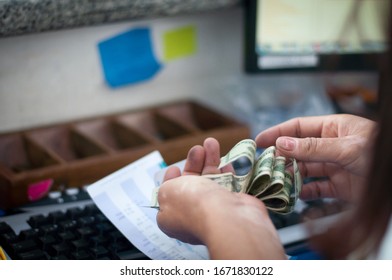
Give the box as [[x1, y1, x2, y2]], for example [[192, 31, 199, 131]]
[[276, 136, 344, 163], [163, 166, 181, 182]]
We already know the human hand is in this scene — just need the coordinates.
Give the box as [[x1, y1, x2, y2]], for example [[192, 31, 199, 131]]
[[156, 138, 285, 259], [255, 114, 377, 202], [162, 137, 234, 179], [156, 137, 235, 245]]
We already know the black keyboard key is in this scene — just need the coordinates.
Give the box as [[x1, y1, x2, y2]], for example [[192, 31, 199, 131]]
[[94, 213, 109, 223], [51, 254, 69, 260], [27, 214, 50, 228], [48, 242, 70, 257], [71, 239, 89, 251], [37, 234, 57, 249], [76, 226, 96, 239], [114, 249, 147, 260], [66, 207, 84, 219], [71, 250, 92, 260], [19, 229, 39, 240], [83, 204, 100, 215], [110, 230, 127, 243], [77, 216, 95, 226], [57, 231, 76, 242], [39, 224, 59, 235], [17, 249, 49, 260], [48, 210, 66, 223], [96, 222, 115, 234], [0, 222, 14, 234], [10, 239, 38, 254], [0, 231, 18, 254], [110, 239, 135, 254], [89, 245, 110, 259], [58, 219, 78, 231], [0, 232, 18, 246], [90, 234, 110, 246]]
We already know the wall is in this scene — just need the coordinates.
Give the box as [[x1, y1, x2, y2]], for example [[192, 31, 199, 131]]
[[0, 7, 244, 133], [0, 0, 242, 37], [0, 6, 379, 135]]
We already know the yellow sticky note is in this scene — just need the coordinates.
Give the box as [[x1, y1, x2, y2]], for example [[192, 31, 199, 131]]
[[163, 25, 197, 61]]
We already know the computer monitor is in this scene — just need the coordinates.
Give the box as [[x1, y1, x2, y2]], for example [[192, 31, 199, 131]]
[[244, 0, 388, 73]]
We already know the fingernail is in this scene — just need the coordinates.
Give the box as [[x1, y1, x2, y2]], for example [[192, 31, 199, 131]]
[[277, 137, 296, 151]]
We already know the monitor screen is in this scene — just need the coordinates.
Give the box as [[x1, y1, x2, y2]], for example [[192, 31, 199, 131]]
[[244, 0, 389, 73]]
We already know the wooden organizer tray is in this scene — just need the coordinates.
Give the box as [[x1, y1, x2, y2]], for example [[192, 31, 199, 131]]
[[0, 100, 250, 209]]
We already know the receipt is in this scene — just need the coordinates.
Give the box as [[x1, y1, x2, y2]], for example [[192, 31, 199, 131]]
[[87, 151, 209, 260]]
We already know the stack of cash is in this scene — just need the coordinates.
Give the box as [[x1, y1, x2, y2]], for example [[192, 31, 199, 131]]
[[151, 139, 302, 214], [203, 139, 302, 214]]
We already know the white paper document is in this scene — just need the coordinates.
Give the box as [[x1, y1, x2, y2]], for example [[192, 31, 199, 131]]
[[86, 151, 209, 260]]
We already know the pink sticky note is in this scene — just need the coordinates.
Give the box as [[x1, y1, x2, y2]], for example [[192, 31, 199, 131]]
[[27, 179, 53, 201]]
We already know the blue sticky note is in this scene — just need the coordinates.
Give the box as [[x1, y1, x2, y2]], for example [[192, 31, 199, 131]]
[[98, 27, 162, 88]]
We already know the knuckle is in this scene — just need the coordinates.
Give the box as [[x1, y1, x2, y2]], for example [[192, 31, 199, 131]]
[[302, 137, 319, 157]]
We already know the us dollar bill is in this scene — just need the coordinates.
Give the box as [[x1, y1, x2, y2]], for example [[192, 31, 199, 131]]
[[151, 139, 302, 214], [203, 139, 302, 214]]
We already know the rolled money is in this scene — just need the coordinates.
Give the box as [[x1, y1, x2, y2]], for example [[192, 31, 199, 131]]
[[151, 139, 302, 214], [247, 146, 275, 195], [216, 139, 258, 193], [218, 139, 256, 170], [212, 140, 301, 214], [261, 170, 294, 213], [203, 172, 234, 192]]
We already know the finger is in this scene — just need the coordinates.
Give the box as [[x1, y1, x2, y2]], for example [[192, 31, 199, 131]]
[[255, 115, 330, 147], [275, 136, 350, 164], [201, 138, 222, 175], [183, 145, 206, 175], [300, 180, 336, 201], [163, 166, 182, 182], [297, 161, 338, 179]]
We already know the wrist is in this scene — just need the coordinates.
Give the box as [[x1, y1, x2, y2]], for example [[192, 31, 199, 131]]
[[201, 192, 286, 259]]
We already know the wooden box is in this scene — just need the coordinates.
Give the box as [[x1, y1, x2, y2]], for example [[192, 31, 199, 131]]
[[0, 100, 250, 209]]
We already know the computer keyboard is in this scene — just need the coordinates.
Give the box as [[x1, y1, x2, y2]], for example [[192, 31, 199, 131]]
[[0, 200, 149, 260], [0, 187, 344, 260], [0, 187, 152, 260]]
